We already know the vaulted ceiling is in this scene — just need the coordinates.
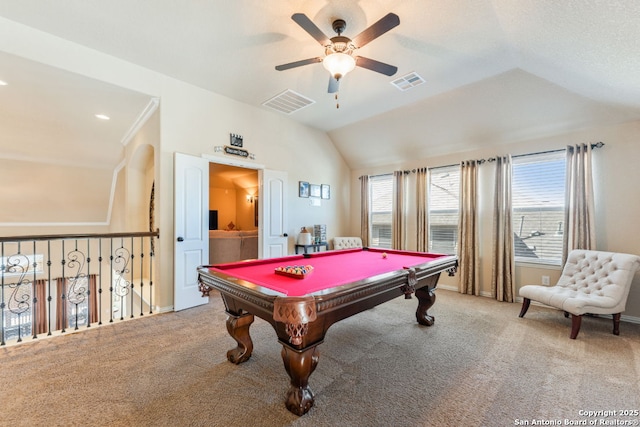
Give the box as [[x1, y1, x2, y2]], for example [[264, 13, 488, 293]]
[[1, 0, 639, 172]]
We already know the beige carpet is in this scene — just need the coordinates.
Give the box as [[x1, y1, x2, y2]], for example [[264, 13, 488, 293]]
[[1, 289, 639, 427]]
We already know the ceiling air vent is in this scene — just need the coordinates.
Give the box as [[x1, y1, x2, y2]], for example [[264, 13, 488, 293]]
[[262, 89, 315, 114], [391, 72, 425, 91]]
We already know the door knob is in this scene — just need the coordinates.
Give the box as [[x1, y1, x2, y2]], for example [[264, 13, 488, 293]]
[[177, 236, 184, 242], [283, 233, 288, 237]]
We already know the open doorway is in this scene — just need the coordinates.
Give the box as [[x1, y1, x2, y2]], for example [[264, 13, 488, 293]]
[[208, 163, 259, 264], [174, 154, 288, 311]]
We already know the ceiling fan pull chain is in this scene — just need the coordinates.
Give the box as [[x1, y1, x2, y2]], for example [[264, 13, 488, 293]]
[[335, 92, 339, 109]]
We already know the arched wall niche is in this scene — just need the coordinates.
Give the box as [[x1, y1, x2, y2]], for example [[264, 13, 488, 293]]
[[127, 144, 155, 232]]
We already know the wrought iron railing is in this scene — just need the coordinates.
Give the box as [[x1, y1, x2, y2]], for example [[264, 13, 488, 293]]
[[0, 230, 159, 346]]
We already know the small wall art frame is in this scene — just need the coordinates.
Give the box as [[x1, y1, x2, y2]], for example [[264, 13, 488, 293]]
[[299, 181, 310, 198], [310, 184, 321, 198], [321, 184, 330, 199]]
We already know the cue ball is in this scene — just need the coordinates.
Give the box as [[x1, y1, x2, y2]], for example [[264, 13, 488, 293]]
[[382, 252, 387, 258]]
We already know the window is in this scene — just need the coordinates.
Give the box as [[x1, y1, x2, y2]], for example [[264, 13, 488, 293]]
[[512, 151, 566, 265], [369, 174, 393, 248], [65, 276, 90, 329], [428, 165, 460, 254], [1, 253, 37, 341], [0, 254, 44, 277], [1, 282, 32, 341]]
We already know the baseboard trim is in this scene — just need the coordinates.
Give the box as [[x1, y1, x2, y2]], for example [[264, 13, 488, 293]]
[[446, 292, 640, 325], [113, 304, 172, 315], [437, 284, 493, 298], [620, 313, 640, 324], [155, 305, 174, 313]]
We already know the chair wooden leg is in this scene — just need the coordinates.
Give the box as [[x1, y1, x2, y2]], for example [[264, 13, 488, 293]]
[[570, 314, 582, 339], [612, 313, 621, 336], [519, 298, 531, 318]]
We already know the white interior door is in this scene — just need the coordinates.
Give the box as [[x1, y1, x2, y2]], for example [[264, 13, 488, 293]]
[[174, 152, 209, 311], [260, 169, 288, 258]]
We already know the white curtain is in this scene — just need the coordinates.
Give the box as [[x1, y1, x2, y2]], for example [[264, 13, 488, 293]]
[[416, 168, 429, 252], [563, 144, 596, 263], [458, 160, 480, 295], [392, 171, 407, 249], [491, 156, 515, 302], [360, 175, 370, 247]]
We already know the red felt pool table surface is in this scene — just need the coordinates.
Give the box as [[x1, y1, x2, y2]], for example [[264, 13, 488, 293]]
[[207, 247, 447, 297]]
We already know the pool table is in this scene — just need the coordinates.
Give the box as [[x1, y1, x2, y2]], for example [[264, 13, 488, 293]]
[[197, 247, 457, 416]]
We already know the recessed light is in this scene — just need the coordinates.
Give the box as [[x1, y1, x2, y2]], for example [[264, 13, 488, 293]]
[[95, 114, 110, 120], [0, 80, 8, 86]]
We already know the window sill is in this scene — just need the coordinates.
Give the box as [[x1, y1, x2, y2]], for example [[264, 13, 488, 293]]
[[515, 260, 562, 270]]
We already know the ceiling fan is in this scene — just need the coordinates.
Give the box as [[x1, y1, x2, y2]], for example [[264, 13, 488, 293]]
[[275, 12, 400, 94]]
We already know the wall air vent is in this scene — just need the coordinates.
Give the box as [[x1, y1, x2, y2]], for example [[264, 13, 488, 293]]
[[262, 89, 315, 114], [391, 72, 425, 91]]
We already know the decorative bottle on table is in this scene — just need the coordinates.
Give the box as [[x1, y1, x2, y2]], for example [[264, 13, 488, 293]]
[[297, 227, 312, 245]]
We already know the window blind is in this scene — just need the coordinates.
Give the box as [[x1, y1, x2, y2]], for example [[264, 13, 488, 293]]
[[369, 174, 393, 248], [428, 165, 460, 254], [512, 151, 566, 265]]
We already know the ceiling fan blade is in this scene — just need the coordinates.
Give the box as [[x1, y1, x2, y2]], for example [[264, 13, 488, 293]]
[[291, 13, 331, 46], [352, 13, 400, 48], [355, 56, 398, 76], [328, 77, 340, 93], [275, 57, 323, 71]]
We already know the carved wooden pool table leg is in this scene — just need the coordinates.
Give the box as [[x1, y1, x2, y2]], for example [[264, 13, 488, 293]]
[[415, 286, 436, 326], [225, 312, 254, 364], [281, 343, 320, 416]]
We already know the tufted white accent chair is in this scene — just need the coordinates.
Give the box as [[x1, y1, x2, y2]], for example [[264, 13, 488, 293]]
[[333, 237, 363, 250], [519, 250, 640, 339]]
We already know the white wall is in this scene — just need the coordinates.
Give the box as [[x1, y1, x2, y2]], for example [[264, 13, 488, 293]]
[[350, 119, 640, 319], [157, 80, 351, 307], [0, 19, 351, 310], [7, 17, 638, 321]]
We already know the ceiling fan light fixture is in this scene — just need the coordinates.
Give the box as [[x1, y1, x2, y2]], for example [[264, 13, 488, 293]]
[[322, 53, 356, 80]]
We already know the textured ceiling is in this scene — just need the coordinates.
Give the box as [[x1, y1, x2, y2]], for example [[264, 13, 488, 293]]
[[1, 0, 639, 170]]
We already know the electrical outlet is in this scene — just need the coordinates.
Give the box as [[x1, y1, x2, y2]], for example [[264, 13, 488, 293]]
[[542, 275, 550, 285]]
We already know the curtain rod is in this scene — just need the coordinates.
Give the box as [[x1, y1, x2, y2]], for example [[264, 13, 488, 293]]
[[512, 141, 604, 159], [359, 172, 393, 179], [359, 142, 605, 178]]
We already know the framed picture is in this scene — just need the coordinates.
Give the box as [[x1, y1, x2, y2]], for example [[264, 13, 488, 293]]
[[310, 184, 321, 198], [321, 184, 330, 199], [299, 181, 310, 198], [229, 133, 243, 147]]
